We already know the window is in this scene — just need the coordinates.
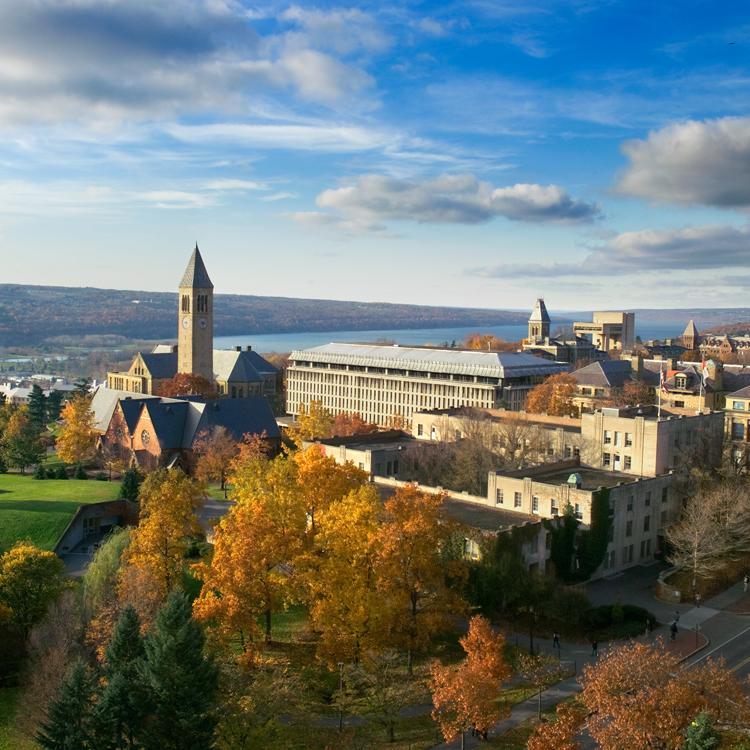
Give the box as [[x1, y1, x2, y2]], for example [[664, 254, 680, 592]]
[[645, 491, 651, 507], [532, 496, 539, 513], [626, 519, 633, 537], [393, 460, 399, 475], [674, 400, 685, 408], [564, 445, 572, 458], [640, 539, 648, 559], [661, 487, 669, 503], [733, 401, 745, 411], [732, 421, 745, 440], [627, 496, 633, 512], [386, 461, 392, 475], [551, 498, 559, 516], [358, 462, 365, 470], [573, 446, 580, 457], [574, 503, 582, 519], [644, 515, 651, 532], [625, 432, 633, 447], [624, 456, 632, 470], [514, 492, 522, 508], [614, 431, 621, 447], [604, 430, 612, 444], [417, 423, 423, 436], [496, 488, 504, 505], [140, 429, 150, 446], [603, 452, 611, 467], [661, 510, 668, 525], [455, 429, 462, 440]]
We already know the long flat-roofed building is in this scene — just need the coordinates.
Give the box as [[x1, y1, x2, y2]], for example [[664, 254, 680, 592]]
[[286, 343, 568, 426]]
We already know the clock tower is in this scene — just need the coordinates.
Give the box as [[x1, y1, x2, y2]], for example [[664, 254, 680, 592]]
[[177, 244, 214, 381]]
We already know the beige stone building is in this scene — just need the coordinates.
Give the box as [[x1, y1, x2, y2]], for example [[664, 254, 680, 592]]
[[574, 311, 635, 352], [724, 384, 750, 467], [107, 247, 277, 399], [521, 298, 596, 364], [286, 343, 568, 426]]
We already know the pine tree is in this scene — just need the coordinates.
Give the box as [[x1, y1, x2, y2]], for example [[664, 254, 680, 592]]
[[33, 463, 47, 480], [119, 468, 143, 501], [36, 660, 95, 750], [47, 389, 64, 422], [28, 384, 48, 430], [684, 712, 720, 750], [92, 606, 148, 750], [140, 591, 218, 750]]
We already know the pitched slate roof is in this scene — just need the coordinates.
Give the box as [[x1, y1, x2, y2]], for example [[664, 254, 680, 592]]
[[179, 244, 213, 289], [185, 396, 280, 445], [90, 387, 160, 432], [682, 319, 699, 339], [572, 360, 632, 388], [213, 349, 277, 383], [529, 298, 551, 323], [728, 384, 750, 399], [142, 400, 190, 450], [140, 352, 178, 380]]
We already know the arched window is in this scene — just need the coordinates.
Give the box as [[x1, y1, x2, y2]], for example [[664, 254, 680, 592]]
[[181, 295, 190, 313]]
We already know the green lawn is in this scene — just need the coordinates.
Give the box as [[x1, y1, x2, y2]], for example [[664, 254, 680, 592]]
[[0, 474, 120, 552], [0, 689, 37, 750]]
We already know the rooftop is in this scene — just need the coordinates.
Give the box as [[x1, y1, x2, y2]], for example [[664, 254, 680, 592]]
[[312, 430, 416, 451], [290, 342, 568, 379], [518, 464, 637, 491], [179, 244, 213, 289]]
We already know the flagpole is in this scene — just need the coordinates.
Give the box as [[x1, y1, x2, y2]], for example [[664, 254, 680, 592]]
[[658, 362, 663, 420]]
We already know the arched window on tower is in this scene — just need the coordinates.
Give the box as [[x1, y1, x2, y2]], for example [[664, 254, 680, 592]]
[[182, 295, 190, 313]]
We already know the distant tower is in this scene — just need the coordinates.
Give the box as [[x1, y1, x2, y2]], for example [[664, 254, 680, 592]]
[[528, 298, 551, 342], [681, 319, 700, 350], [178, 244, 214, 381]]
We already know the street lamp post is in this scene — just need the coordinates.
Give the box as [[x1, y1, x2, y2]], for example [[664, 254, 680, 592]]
[[338, 661, 344, 732]]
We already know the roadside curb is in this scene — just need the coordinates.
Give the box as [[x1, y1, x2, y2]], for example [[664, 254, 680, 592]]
[[677, 634, 709, 662]]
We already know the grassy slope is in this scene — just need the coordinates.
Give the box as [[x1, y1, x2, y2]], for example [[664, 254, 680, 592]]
[[0, 474, 120, 552], [0, 689, 36, 750]]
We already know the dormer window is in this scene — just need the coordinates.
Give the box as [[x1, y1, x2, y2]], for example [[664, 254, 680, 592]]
[[675, 375, 687, 389]]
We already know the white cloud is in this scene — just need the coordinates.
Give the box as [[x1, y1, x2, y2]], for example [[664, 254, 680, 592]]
[[309, 173, 600, 228], [617, 116, 750, 207], [467, 223, 750, 277], [203, 178, 265, 190]]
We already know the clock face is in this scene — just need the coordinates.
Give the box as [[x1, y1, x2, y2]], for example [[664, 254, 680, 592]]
[[199, 318, 208, 330], [182, 317, 190, 329]]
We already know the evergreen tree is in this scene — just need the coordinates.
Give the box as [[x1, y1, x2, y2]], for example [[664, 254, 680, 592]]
[[93, 606, 148, 750], [684, 712, 720, 750], [33, 463, 47, 480], [28, 384, 48, 429], [37, 660, 95, 750], [119, 468, 143, 501], [74, 463, 88, 480], [140, 592, 218, 750], [47, 389, 64, 422], [73, 377, 92, 397], [55, 464, 69, 479]]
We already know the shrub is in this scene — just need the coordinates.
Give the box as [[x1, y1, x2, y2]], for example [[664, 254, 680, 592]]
[[546, 586, 591, 630], [74, 464, 88, 480], [119, 468, 143, 501], [0, 455, 7, 474], [55, 464, 69, 479], [95, 472, 108, 481], [33, 464, 47, 480]]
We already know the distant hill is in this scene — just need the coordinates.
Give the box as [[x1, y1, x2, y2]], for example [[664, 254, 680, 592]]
[[0, 284, 530, 346]]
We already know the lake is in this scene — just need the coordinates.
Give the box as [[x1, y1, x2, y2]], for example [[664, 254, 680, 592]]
[[215, 321, 686, 354]]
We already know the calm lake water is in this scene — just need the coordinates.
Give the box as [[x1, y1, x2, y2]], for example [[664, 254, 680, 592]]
[[215, 322, 685, 354]]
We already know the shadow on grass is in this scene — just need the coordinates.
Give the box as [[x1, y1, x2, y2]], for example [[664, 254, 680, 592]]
[[0, 500, 80, 514]]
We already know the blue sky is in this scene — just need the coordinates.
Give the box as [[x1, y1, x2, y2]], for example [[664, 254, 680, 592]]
[[1, 0, 749, 311]]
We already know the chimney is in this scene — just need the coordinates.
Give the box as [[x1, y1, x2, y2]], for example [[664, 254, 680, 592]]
[[246, 345, 252, 352], [235, 346, 242, 352]]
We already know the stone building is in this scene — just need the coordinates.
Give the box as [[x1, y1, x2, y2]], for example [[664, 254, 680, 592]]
[[107, 246, 277, 398], [574, 311, 635, 352], [286, 343, 569, 426], [521, 298, 597, 364]]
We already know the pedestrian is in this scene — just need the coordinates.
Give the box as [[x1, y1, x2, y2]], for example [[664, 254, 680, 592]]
[[645, 620, 651, 636], [695, 592, 701, 608], [674, 610, 680, 623], [591, 639, 598, 658], [553, 632, 561, 650], [744, 574, 748, 593], [670, 621, 678, 641]]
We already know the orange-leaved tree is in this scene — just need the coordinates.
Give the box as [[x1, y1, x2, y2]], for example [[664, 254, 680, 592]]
[[525, 373, 578, 416], [374, 485, 467, 674], [579, 640, 748, 749], [462, 333, 518, 352], [192, 425, 239, 492], [289, 400, 334, 445], [305, 484, 383, 665], [158, 372, 216, 398], [430, 615, 512, 744], [193, 456, 305, 650], [293, 444, 368, 539], [56, 393, 98, 467], [123, 468, 203, 599], [331, 412, 379, 437], [527, 701, 586, 750]]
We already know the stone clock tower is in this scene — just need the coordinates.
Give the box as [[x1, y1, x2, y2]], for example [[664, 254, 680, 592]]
[[178, 244, 214, 381]]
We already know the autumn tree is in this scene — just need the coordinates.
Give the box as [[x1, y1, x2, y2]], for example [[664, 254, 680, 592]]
[[374, 485, 467, 673], [56, 393, 98, 467], [193, 464, 306, 650], [0, 543, 65, 637], [289, 400, 334, 445], [305, 485, 383, 665], [527, 701, 585, 750], [158, 373, 216, 398], [525, 373, 578, 416], [579, 640, 749, 749], [462, 333, 518, 352], [331, 412, 379, 437], [430, 616, 512, 745], [0, 406, 45, 474], [614, 379, 655, 407], [515, 652, 567, 719], [193, 426, 239, 493], [124, 468, 203, 599]]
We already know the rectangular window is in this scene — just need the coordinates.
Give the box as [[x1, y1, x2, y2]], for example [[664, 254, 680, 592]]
[[627, 496, 633, 512], [732, 421, 745, 440], [574, 503, 582, 519], [514, 492, 522, 508], [640, 540, 647, 559], [644, 515, 651, 532], [573, 446, 580, 457], [626, 519, 633, 537], [417, 424, 423, 436], [628, 545, 634, 563], [661, 487, 669, 503], [551, 498, 559, 516], [661, 510, 668, 525], [495, 488, 504, 505], [614, 431, 620, 447], [624, 456, 632, 470], [564, 445, 572, 458], [733, 401, 745, 411], [532, 496, 539, 513], [603, 452, 611, 467], [625, 432, 633, 447], [604, 430, 612, 444], [645, 492, 651, 507], [674, 400, 685, 408]]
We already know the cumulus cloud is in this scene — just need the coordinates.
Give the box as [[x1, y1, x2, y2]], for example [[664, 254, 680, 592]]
[[0, 0, 383, 126], [468, 223, 750, 278], [617, 116, 750, 207], [305, 173, 600, 229]]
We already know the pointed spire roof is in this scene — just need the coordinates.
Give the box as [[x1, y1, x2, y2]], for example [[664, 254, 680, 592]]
[[529, 298, 550, 323], [683, 319, 699, 338], [179, 244, 213, 289]]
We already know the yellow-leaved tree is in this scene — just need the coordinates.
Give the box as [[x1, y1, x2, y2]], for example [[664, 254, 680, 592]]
[[305, 484, 383, 665], [289, 400, 334, 446], [525, 373, 578, 417], [123, 468, 203, 599], [194, 456, 306, 651], [374, 485, 467, 674], [56, 393, 98, 467]]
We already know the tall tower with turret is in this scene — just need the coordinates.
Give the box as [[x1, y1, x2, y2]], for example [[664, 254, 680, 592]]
[[528, 298, 551, 342], [178, 244, 214, 381]]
